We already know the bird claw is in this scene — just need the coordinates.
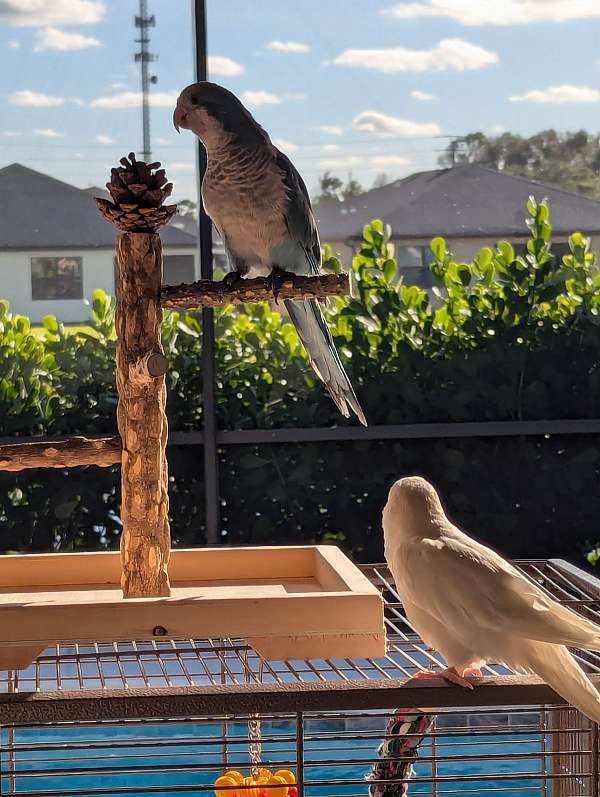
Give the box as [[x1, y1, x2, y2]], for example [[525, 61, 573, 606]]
[[218, 271, 242, 301], [409, 666, 479, 690], [265, 267, 290, 303]]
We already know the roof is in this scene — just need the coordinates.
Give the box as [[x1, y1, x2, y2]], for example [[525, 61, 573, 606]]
[[314, 164, 600, 241], [0, 164, 196, 249]]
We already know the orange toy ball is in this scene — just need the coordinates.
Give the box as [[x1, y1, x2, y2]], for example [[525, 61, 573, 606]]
[[274, 770, 296, 785], [214, 774, 238, 797], [266, 774, 289, 797], [224, 771, 244, 785]]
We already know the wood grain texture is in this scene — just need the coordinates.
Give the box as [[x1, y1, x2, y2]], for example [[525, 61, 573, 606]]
[[0, 436, 121, 472], [0, 675, 587, 726], [115, 232, 171, 598], [161, 272, 350, 308]]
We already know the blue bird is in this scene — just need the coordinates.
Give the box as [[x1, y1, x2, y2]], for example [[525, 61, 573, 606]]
[[173, 81, 367, 426]]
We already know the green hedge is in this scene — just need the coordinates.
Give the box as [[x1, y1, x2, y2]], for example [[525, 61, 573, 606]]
[[2, 198, 600, 563]]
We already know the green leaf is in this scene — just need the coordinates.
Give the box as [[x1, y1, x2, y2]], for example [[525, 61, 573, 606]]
[[430, 237, 447, 261]]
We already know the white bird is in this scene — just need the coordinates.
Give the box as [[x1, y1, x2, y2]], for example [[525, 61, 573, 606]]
[[383, 475, 600, 724]]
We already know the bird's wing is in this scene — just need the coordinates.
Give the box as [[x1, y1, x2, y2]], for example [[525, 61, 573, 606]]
[[405, 531, 600, 650], [273, 147, 322, 275]]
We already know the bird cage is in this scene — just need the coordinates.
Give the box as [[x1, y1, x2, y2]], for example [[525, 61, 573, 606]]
[[0, 560, 599, 795], [1, 156, 599, 795]]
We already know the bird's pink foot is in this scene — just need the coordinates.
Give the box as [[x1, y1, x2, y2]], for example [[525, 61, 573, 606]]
[[410, 666, 479, 690]]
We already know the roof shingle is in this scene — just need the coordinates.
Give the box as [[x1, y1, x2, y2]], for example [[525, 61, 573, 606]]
[[315, 164, 600, 241], [0, 164, 196, 249]]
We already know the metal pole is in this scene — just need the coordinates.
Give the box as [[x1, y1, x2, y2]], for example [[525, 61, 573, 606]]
[[192, 0, 219, 545]]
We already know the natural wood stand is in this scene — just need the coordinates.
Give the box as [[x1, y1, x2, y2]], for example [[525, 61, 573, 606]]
[[0, 155, 385, 670]]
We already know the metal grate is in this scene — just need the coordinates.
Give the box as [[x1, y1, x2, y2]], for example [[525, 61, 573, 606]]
[[1, 560, 600, 796], [0, 706, 596, 795], [1, 559, 599, 694]]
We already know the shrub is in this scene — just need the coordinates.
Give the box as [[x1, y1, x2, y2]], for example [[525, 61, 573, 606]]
[[1, 198, 600, 563]]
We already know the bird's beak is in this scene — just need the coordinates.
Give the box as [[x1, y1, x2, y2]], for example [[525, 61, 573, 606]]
[[173, 104, 189, 133]]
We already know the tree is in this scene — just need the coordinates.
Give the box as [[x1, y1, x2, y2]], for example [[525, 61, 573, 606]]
[[342, 175, 363, 199], [313, 171, 364, 204], [372, 172, 390, 189], [177, 199, 197, 218], [439, 130, 600, 198]]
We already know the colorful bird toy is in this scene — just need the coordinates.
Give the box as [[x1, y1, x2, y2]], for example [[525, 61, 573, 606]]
[[214, 768, 297, 797], [367, 707, 435, 797]]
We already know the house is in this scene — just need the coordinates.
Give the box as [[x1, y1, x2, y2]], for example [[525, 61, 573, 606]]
[[315, 165, 600, 284], [0, 164, 198, 323]]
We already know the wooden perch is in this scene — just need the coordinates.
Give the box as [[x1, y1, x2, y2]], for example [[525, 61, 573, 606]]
[[0, 436, 121, 472], [161, 272, 351, 309], [115, 232, 171, 599]]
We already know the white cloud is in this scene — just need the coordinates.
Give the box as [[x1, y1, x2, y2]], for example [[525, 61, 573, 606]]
[[369, 155, 411, 168], [273, 138, 298, 153], [90, 90, 178, 109], [314, 125, 344, 136], [319, 156, 361, 169], [381, 0, 600, 26], [69, 96, 85, 106], [241, 90, 281, 107], [334, 39, 498, 73], [155, 136, 171, 146], [95, 134, 114, 144], [2, 130, 19, 137], [8, 39, 20, 49], [34, 27, 101, 52], [10, 89, 65, 106], [411, 89, 437, 101], [167, 162, 195, 173], [322, 144, 339, 152], [490, 124, 507, 134], [0, 0, 105, 26], [509, 84, 600, 103], [208, 55, 244, 76], [353, 110, 441, 137], [267, 40, 310, 54], [282, 92, 306, 102], [34, 128, 64, 138]]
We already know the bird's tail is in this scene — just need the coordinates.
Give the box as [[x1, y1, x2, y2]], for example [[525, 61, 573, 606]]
[[525, 641, 600, 725], [285, 298, 367, 426]]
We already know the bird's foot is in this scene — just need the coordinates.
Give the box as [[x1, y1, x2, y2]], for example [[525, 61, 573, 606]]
[[410, 666, 479, 690], [264, 267, 293, 303], [217, 271, 243, 301]]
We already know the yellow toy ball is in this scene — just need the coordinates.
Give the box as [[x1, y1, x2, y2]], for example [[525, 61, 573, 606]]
[[274, 770, 296, 785], [266, 774, 289, 797], [214, 774, 238, 797]]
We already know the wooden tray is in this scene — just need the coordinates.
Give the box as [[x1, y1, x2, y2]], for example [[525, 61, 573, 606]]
[[0, 545, 386, 669]]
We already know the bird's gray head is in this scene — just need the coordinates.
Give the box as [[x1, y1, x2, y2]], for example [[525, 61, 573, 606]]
[[173, 81, 268, 151], [382, 476, 446, 543]]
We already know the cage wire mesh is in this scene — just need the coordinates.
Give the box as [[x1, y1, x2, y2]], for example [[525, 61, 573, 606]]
[[0, 561, 599, 796]]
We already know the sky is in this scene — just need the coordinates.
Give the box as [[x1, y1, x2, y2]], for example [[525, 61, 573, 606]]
[[2, 0, 600, 203]]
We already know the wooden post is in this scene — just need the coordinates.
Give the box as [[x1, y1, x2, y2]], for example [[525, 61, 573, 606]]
[[115, 232, 171, 598], [97, 153, 176, 599]]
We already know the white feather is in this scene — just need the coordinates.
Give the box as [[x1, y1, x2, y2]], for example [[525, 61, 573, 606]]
[[383, 476, 600, 724]]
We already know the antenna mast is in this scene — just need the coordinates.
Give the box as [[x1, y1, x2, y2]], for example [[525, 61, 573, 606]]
[[134, 0, 158, 162]]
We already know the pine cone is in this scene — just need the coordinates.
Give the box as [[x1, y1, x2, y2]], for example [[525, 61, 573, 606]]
[[96, 152, 177, 232]]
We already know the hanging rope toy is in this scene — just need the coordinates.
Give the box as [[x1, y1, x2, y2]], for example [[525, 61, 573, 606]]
[[214, 713, 297, 797], [367, 707, 435, 797]]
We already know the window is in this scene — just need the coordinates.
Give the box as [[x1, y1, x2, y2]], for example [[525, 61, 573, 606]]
[[163, 255, 195, 285], [31, 257, 83, 301], [397, 245, 435, 269]]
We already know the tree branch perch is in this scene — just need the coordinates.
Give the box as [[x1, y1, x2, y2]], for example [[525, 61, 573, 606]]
[[161, 272, 350, 309], [0, 436, 122, 472]]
